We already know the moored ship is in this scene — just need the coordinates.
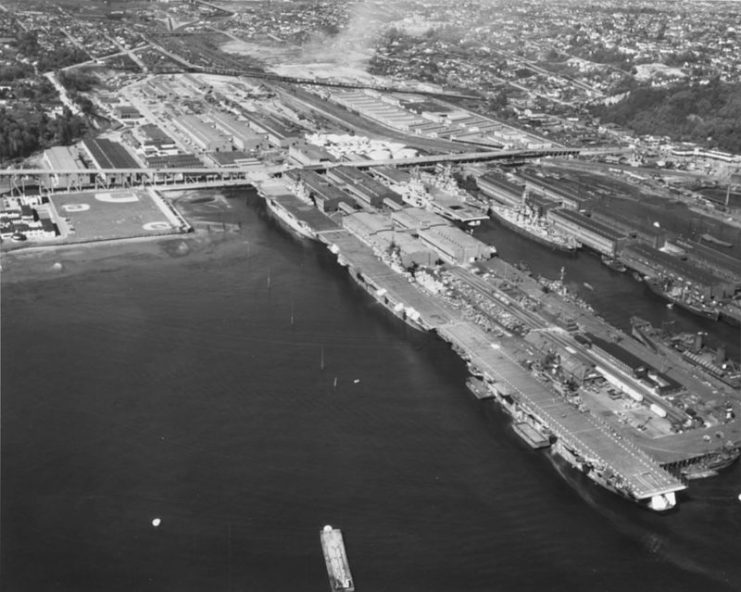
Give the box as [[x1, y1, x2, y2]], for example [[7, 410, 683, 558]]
[[265, 196, 317, 240], [720, 301, 741, 327], [352, 272, 428, 333], [489, 202, 580, 253], [679, 448, 740, 480], [601, 255, 627, 272], [630, 316, 741, 389], [644, 276, 720, 321], [551, 440, 678, 511]]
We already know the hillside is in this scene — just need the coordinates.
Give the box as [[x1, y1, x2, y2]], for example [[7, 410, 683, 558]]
[[592, 79, 741, 153]]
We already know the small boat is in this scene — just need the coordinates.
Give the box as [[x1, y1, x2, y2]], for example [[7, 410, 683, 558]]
[[700, 233, 733, 248], [601, 255, 627, 272], [583, 282, 594, 291]]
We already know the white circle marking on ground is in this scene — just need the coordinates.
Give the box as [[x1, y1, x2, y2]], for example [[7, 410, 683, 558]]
[[143, 221, 172, 231], [61, 204, 90, 212], [95, 192, 140, 203]]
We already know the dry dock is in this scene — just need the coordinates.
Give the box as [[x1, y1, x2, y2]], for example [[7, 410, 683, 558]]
[[320, 525, 355, 592]]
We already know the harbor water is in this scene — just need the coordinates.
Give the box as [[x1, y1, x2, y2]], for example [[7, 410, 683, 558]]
[[2, 189, 741, 592]]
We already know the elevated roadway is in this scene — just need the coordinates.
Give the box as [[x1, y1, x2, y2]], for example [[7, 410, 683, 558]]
[[3, 148, 577, 195]]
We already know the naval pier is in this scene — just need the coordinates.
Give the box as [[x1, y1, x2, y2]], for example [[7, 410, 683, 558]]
[[259, 187, 688, 510]]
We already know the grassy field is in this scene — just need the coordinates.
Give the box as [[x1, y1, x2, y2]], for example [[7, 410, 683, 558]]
[[50, 189, 179, 242]]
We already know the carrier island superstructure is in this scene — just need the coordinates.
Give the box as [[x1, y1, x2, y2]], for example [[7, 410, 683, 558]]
[[259, 174, 741, 512]]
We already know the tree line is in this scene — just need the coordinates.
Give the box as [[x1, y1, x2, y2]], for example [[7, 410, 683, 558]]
[[0, 107, 88, 163], [592, 78, 741, 153]]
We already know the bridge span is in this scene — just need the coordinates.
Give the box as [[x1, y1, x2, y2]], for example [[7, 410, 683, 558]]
[[1, 147, 582, 196]]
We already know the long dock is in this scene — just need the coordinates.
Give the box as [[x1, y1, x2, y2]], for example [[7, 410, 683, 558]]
[[263, 183, 688, 507]]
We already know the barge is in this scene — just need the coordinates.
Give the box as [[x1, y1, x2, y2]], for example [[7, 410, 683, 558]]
[[320, 525, 354, 592]]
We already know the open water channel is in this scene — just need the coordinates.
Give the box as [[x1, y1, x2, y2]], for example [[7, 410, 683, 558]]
[[2, 189, 740, 591]]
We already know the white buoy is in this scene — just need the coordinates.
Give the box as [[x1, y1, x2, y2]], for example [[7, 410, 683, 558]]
[[353, 379, 360, 384], [152, 518, 162, 527], [737, 494, 741, 502]]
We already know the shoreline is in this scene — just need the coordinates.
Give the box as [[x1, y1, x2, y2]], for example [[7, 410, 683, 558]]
[[0, 226, 246, 285], [1, 188, 254, 285]]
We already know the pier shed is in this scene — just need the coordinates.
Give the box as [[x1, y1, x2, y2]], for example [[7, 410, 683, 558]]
[[548, 209, 626, 257], [418, 225, 494, 265], [327, 166, 404, 208], [621, 243, 734, 299], [296, 170, 354, 213], [477, 172, 524, 207], [391, 207, 449, 231], [342, 212, 394, 244], [521, 173, 591, 210], [372, 230, 436, 268]]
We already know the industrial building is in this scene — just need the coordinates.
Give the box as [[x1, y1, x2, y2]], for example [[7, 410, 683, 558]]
[[372, 166, 411, 187], [114, 105, 142, 120], [418, 225, 494, 265], [620, 243, 736, 299], [477, 172, 524, 207], [341, 211, 394, 244], [327, 166, 404, 209], [146, 154, 204, 168], [331, 89, 423, 131], [205, 151, 261, 168], [590, 209, 665, 249], [139, 124, 179, 154], [207, 112, 267, 152], [43, 146, 86, 188], [173, 116, 232, 153], [288, 170, 353, 213], [372, 230, 436, 268], [391, 207, 449, 231], [288, 142, 336, 166], [81, 138, 141, 186], [678, 239, 741, 286], [522, 173, 591, 210], [587, 334, 682, 396], [240, 111, 301, 148], [547, 209, 626, 256], [341, 210, 438, 268]]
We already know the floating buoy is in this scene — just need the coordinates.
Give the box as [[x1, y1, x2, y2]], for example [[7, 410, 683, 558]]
[[737, 494, 741, 503], [152, 518, 161, 527], [353, 379, 360, 384]]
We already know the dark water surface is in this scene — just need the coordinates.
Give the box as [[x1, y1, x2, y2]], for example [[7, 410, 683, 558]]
[[3, 191, 741, 591]]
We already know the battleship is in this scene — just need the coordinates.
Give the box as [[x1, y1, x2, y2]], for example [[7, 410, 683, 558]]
[[488, 202, 580, 252]]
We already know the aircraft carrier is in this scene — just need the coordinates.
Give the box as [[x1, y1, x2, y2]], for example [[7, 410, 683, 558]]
[[256, 179, 741, 512]]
